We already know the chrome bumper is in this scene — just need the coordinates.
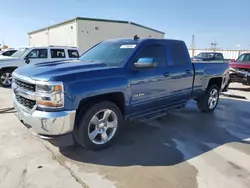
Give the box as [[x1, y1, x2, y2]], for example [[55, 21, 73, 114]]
[[14, 99, 76, 136]]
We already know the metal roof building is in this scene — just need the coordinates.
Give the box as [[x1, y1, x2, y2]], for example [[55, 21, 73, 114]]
[[28, 17, 165, 52]]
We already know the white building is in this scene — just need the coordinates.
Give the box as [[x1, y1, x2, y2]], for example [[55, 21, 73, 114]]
[[28, 17, 165, 53]]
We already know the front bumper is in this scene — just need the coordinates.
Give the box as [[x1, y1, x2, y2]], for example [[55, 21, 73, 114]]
[[229, 69, 250, 84], [14, 99, 76, 146]]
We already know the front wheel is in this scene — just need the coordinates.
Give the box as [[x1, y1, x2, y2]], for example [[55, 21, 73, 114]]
[[74, 101, 122, 150], [197, 85, 220, 113], [0, 69, 13, 87]]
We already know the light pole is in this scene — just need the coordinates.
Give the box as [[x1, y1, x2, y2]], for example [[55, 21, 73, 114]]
[[236, 45, 240, 56], [236, 44, 240, 50]]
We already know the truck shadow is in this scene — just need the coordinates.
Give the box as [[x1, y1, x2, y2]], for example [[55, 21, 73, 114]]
[[60, 98, 250, 167], [229, 86, 250, 92]]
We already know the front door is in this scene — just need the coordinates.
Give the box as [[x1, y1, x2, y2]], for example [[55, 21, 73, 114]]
[[26, 49, 48, 64], [128, 43, 173, 115]]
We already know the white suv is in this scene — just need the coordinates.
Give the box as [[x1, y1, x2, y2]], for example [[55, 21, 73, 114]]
[[0, 46, 81, 87]]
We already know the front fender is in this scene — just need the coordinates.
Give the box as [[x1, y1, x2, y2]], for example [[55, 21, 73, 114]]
[[64, 76, 130, 110], [0, 60, 23, 69]]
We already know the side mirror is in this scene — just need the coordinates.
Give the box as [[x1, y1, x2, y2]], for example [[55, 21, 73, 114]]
[[134, 58, 156, 69], [24, 56, 30, 64]]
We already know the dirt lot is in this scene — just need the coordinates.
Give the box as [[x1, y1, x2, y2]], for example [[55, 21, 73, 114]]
[[0, 83, 250, 188]]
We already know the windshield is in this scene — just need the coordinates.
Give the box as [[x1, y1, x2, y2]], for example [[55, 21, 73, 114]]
[[11, 48, 29, 58], [79, 41, 137, 66], [236, 54, 250, 62], [197, 53, 214, 58]]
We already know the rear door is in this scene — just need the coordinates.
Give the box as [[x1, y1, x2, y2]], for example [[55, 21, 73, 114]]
[[165, 41, 194, 103], [128, 42, 173, 114]]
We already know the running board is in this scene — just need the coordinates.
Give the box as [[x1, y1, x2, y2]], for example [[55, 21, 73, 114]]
[[127, 104, 186, 122]]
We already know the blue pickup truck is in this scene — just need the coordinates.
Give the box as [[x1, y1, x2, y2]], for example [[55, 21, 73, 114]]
[[12, 38, 229, 150]]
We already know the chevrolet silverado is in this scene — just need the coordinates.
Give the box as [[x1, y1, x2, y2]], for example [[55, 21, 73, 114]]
[[12, 38, 229, 150]]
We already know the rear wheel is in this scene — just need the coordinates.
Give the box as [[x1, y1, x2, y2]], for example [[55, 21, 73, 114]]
[[74, 101, 122, 150], [197, 85, 220, 113], [0, 69, 13, 87]]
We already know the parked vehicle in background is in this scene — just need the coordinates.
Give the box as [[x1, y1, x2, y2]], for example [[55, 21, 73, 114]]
[[0, 49, 17, 56], [192, 52, 233, 63], [0, 46, 80, 87], [227, 53, 250, 86], [192, 52, 225, 62], [12, 38, 229, 151]]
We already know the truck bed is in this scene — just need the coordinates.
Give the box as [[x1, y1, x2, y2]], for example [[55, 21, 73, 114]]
[[192, 61, 230, 96]]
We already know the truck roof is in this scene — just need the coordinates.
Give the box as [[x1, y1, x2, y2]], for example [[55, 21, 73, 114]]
[[16, 46, 79, 50], [105, 38, 184, 44]]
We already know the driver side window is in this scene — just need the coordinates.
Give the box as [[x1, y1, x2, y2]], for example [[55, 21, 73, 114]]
[[136, 45, 167, 67], [27, 49, 48, 59]]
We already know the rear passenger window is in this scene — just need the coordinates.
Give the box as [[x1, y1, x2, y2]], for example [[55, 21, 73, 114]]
[[68, 50, 79, 58], [136, 45, 166, 67], [170, 41, 188, 65], [50, 49, 66, 58], [214, 53, 223, 60]]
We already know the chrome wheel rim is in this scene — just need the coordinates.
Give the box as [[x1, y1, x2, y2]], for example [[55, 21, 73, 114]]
[[88, 109, 118, 145], [0, 72, 12, 86], [208, 88, 218, 109]]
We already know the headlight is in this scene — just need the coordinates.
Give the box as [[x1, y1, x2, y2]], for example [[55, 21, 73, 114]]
[[36, 84, 62, 93], [36, 82, 64, 108]]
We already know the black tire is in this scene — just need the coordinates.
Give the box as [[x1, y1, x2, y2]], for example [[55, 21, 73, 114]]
[[0, 69, 14, 87], [197, 85, 220, 113], [74, 101, 122, 151]]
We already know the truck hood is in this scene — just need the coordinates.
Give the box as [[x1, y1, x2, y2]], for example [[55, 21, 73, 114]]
[[229, 62, 250, 69], [0, 57, 22, 68], [14, 59, 122, 82], [0, 56, 20, 61]]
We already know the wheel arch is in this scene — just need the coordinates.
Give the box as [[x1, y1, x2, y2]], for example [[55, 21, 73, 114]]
[[76, 92, 126, 118], [207, 77, 223, 90], [0, 66, 18, 72]]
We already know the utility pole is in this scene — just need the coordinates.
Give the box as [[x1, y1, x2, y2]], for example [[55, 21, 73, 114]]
[[210, 40, 218, 52], [191, 35, 195, 57]]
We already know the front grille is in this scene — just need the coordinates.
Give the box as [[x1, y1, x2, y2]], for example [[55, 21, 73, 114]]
[[14, 79, 36, 92], [16, 95, 36, 109]]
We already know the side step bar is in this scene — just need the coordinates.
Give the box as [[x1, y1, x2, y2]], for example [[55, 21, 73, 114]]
[[127, 103, 186, 122]]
